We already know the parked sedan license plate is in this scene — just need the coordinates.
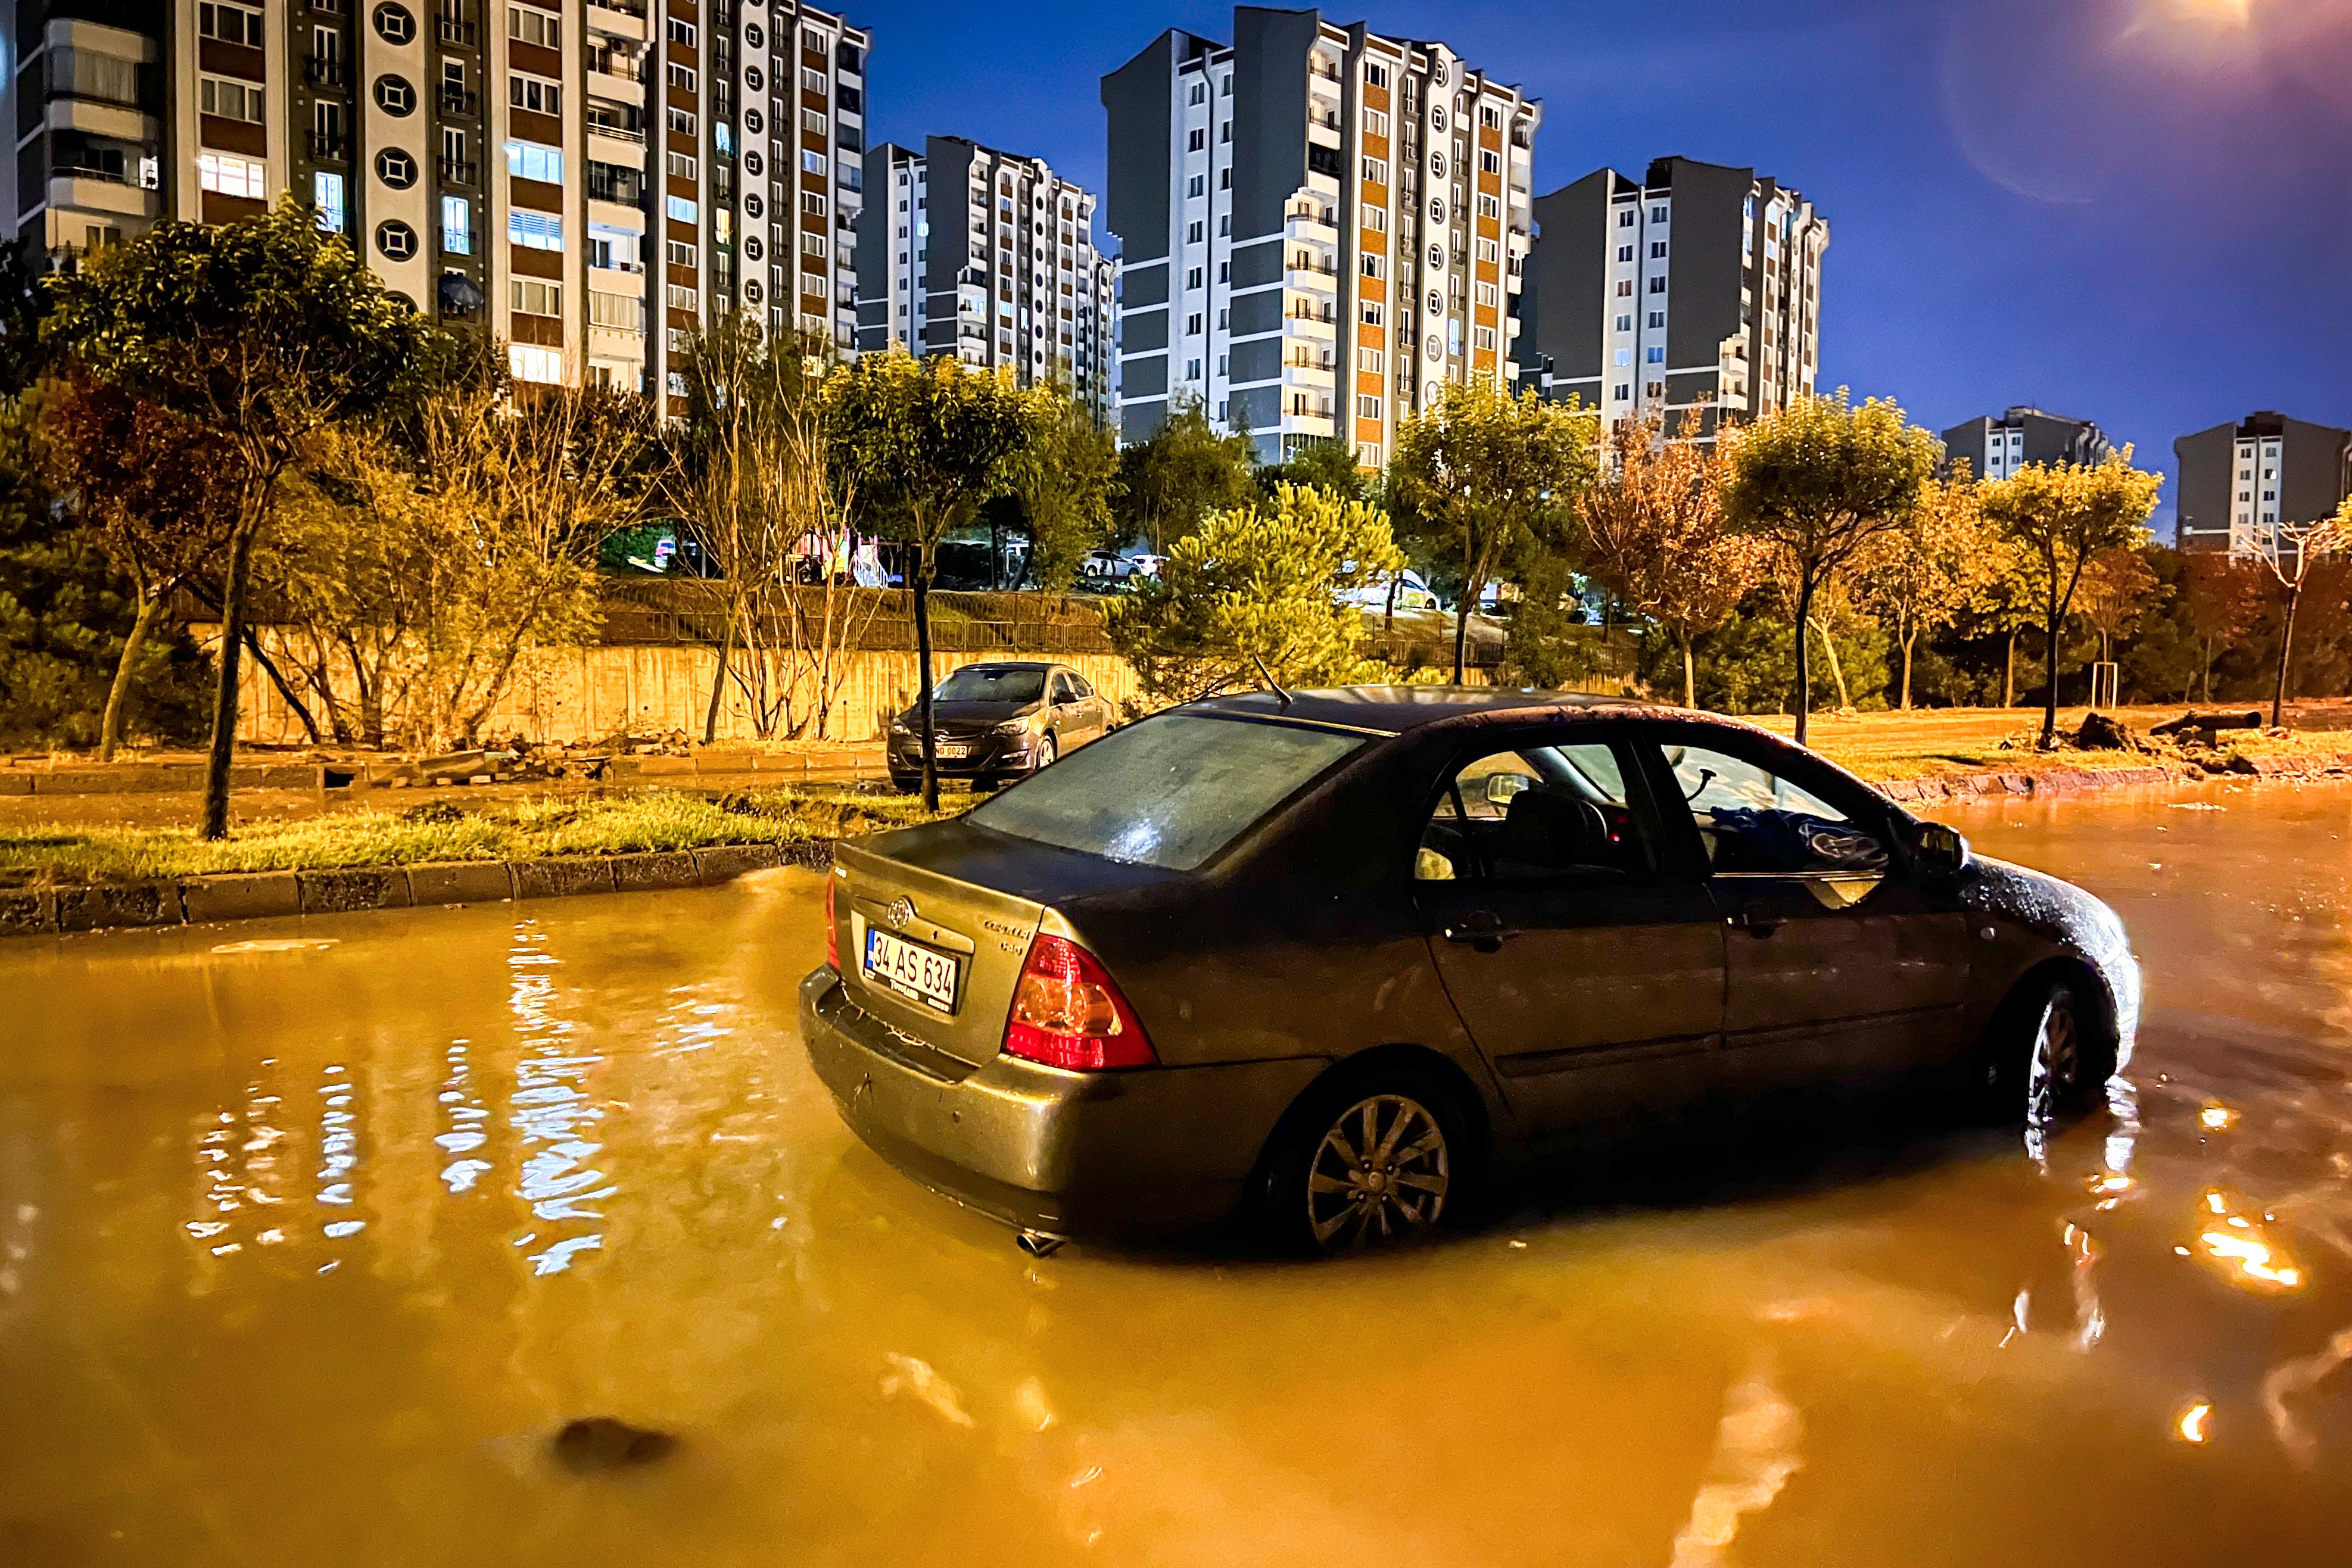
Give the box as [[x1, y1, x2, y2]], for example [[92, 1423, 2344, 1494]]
[[864, 926, 960, 1013], [934, 742, 971, 759]]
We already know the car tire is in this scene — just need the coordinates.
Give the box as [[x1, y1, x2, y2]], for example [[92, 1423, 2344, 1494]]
[[1975, 973, 2107, 1125], [887, 772, 918, 796], [1032, 733, 1058, 774], [1260, 1065, 1469, 1254]]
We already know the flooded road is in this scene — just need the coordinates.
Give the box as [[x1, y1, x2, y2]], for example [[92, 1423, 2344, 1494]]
[[6, 780, 2352, 1566]]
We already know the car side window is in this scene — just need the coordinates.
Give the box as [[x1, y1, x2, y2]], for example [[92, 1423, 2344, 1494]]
[[1657, 742, 1888, 876], [1415, 740, 1652, 882], [1067, 674, 1094, 699], [1050, 672, 1076, 704]]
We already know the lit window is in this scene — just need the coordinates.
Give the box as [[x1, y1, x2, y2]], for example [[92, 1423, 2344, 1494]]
[[509, 343, 565, 385], [508, 210, 564, 251], [440, 195, 471, 252], [198, 151, 267, 199], [667, 195, 698, 224], [314, 171, 347, 232], [505, 140, 563, 183]]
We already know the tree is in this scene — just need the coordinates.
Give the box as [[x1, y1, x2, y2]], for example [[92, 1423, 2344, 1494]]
[[1007, 392, 1120, 593], [2177, 549, 2266, 703], [36, 373, 242, 758], [1719, 390, 1939, 744], [2256, 501, 2352, 727], [1257, 436, 1369, 503], [827, 348, 1046, 808], [1853, 472, 1999, 709], [1104, 482, 1403, 703], [1577, 413, 1763, 706], [45, 197, 431, 836], [1389, 380, 1597, 684], [1113, 392, 1257, 552], [2071, 544, 2162, 671], [1979, 451, 2163, 746]]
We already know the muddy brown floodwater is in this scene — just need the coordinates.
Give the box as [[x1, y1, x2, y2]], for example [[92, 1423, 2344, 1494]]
[[5, 780, 2352, 1566]]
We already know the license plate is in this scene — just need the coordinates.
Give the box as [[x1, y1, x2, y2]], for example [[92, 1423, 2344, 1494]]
[[863, 925, 960, 1013], [934, 742, 971, 759]]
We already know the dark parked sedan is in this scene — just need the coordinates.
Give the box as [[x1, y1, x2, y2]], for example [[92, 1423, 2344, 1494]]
[[885, 660, 1116, 792], [805, 688, 2140, 1252]]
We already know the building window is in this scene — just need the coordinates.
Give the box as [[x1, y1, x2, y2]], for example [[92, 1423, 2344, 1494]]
[[1648, 276, 1666, 293], [1361, 157, 1388, 185], [803, 150, 830, 176], [198, 152, 267, 199], [1364, 109, 1388, 137], [199, 76, 265, 123], [375, 73, 420, 115], [1618, 209, 1635, 227], [668, 107, 697, 136], [372, 1, 416, 45], [1361, 254, 1385, 280], [1361, 301, 1384, 326], [1186, 312, 1202, 335], [667, 195, 698, 224], [1357, 347, 1384, 373], [1187, 174, 1205, 198], [509, 210, 564, 250], [1648, 311, 1665, 328], [802, 191, 827, 216], [1366, 63, 1390, 89], [665, 17, 696, 45], [510, 73, 561, 115], [588, 290, 644, 332], [1186, 266, 1203, 289], [314, 170, 347, 231], [1187, 220, 1203, 244], [1188, 128, 1206, 152], [803, 109, 827, 135], [1189, 82, 1205, 106], [1359, 394, 1382, 419], [376, 220, 418, 261], [511, 278, 561, 316], [509, 344, 564, 385], [1614, 384, 1631, 401], [1650, 241, 1667, 259], [506, 140, 563, 183], [440, 195, 471, 252], [508, 3, 560, 46], [198, 2, 266, 46], [1646, 346, 1664, 363], [802, 233, 828, 257]]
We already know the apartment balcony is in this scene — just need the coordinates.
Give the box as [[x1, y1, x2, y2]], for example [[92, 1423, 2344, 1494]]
[[438, 85, 478, 117], [587, 0, 647, 19], [1282, 359, 1335, 390], [585, 117, 644, 150], [308, 130, 350, 163], [587, 66, 644, 105], [1285, 306, 1337, 339], [1281, 406, 1336, 438], [1284, 208, 1338, 244], [303, 56, 347, 89], [437, 156, 477, 186], [438, 17, 479, 45], [1285, 257, 1338, 295], [51, 172, 151, 220]]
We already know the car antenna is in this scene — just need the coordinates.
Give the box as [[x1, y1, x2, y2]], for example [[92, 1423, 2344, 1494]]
[[1250, 652, 1292, 707]]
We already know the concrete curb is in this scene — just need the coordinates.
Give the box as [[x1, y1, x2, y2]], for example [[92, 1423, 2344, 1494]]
[[1877, 754, 2352, 803], [1, 840, 833, 940]]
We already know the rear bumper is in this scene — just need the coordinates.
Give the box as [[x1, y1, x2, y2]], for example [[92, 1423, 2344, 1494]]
[[799, 966, 1325, 1237]]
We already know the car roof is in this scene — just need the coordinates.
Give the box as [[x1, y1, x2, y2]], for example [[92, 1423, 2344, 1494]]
[[1183, 684, 1727, 737], [955, 660, 1057, 672]]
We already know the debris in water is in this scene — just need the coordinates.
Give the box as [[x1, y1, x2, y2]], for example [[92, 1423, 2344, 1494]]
[[881, 1352, 975, 1427], [552, 1417, 678, 1473]]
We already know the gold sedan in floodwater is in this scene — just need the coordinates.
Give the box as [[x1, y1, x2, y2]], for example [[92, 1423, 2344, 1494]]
[[802, 687, 2141, 1251]]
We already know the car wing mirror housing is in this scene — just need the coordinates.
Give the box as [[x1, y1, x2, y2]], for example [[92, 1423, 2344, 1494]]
[[1905, 819, 1970, 880]]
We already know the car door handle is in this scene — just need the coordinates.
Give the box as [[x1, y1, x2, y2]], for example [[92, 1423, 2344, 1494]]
[[1727, 903, 1781, 939], [1441, 911, 1520, 952]]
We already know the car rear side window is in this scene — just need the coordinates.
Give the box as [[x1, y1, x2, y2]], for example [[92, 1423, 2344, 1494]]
[[967, 714, 1367, 871]]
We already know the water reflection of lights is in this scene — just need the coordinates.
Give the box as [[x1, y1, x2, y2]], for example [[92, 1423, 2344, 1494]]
[[2176, 1401, 2213, 1444], [437, 1039, 493, 1195], [2193, 1191, 2303, 1290], [2198, 1104, 2235, 1131], [506, 922, 613, 1276]]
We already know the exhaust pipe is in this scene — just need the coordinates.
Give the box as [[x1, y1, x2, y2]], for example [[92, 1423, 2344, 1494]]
[[1015, 1230, 1066, 1260]]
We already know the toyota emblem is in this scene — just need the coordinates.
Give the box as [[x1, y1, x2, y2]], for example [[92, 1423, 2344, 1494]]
[[887, 897, 916, 930]]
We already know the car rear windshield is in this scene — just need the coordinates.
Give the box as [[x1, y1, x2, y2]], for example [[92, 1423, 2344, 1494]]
[[965, 714, 1368, 871], [935, 666, 1045, 703]]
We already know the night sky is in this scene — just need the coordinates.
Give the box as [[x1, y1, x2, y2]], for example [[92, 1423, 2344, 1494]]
[[862, 0, 2352, 538]]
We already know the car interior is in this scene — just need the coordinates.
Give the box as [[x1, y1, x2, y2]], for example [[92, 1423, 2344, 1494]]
[[1659, 743, 1890, 877], [1415, 743, 1650, 881]]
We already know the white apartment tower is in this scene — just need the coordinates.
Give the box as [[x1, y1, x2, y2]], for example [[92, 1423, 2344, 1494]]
[[1524, 156, 1826, 439], [1102, 6, 1538, 465], [854, 136, 1114, 423]]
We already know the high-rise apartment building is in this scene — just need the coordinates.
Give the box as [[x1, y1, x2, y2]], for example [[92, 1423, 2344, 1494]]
[[7, 0, 869, 400], [1943, 406, 2114, 481], [853, 136, 1114, 423], [644, 0, 869, 413], [1102, 7, 1539, 465], [9, 1, 168, 258], [2175, 411, 2352, 557], [1522, 156, 1825, 437]]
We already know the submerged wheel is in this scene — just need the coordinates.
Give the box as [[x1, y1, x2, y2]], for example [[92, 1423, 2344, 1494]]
[[1977, 974, 2105, 1125], [1265, 1070, 1466, 1252]]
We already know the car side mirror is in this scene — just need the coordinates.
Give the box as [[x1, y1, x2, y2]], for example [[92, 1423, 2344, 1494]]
[[1906, 820, 1970, 880], [1485, 772, 1532, 808]]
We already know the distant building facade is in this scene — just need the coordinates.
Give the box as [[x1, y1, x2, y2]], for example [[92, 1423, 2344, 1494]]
[[2175, 411, 2352, 557], [1521, 155, 1825, 438], [855, 136, 1114, 423], [1943, 407, 2114, 481], [6, 0, 873, 403], [1102, 6, 1540, 463]]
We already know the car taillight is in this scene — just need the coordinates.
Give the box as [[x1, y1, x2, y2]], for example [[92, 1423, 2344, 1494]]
[[1002, 934, 1156, 1071], [824, 878, 839, 970]]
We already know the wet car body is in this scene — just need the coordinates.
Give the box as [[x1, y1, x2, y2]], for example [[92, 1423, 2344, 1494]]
[[884, 660, 1115, 791], [805, 688, 2141, 1243]]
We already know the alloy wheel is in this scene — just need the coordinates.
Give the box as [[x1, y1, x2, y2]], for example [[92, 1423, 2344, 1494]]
[[1306, 1093, 1449, 1248], [1036, 734, 1058, 771], [2026, 987, 2080, 1127]]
